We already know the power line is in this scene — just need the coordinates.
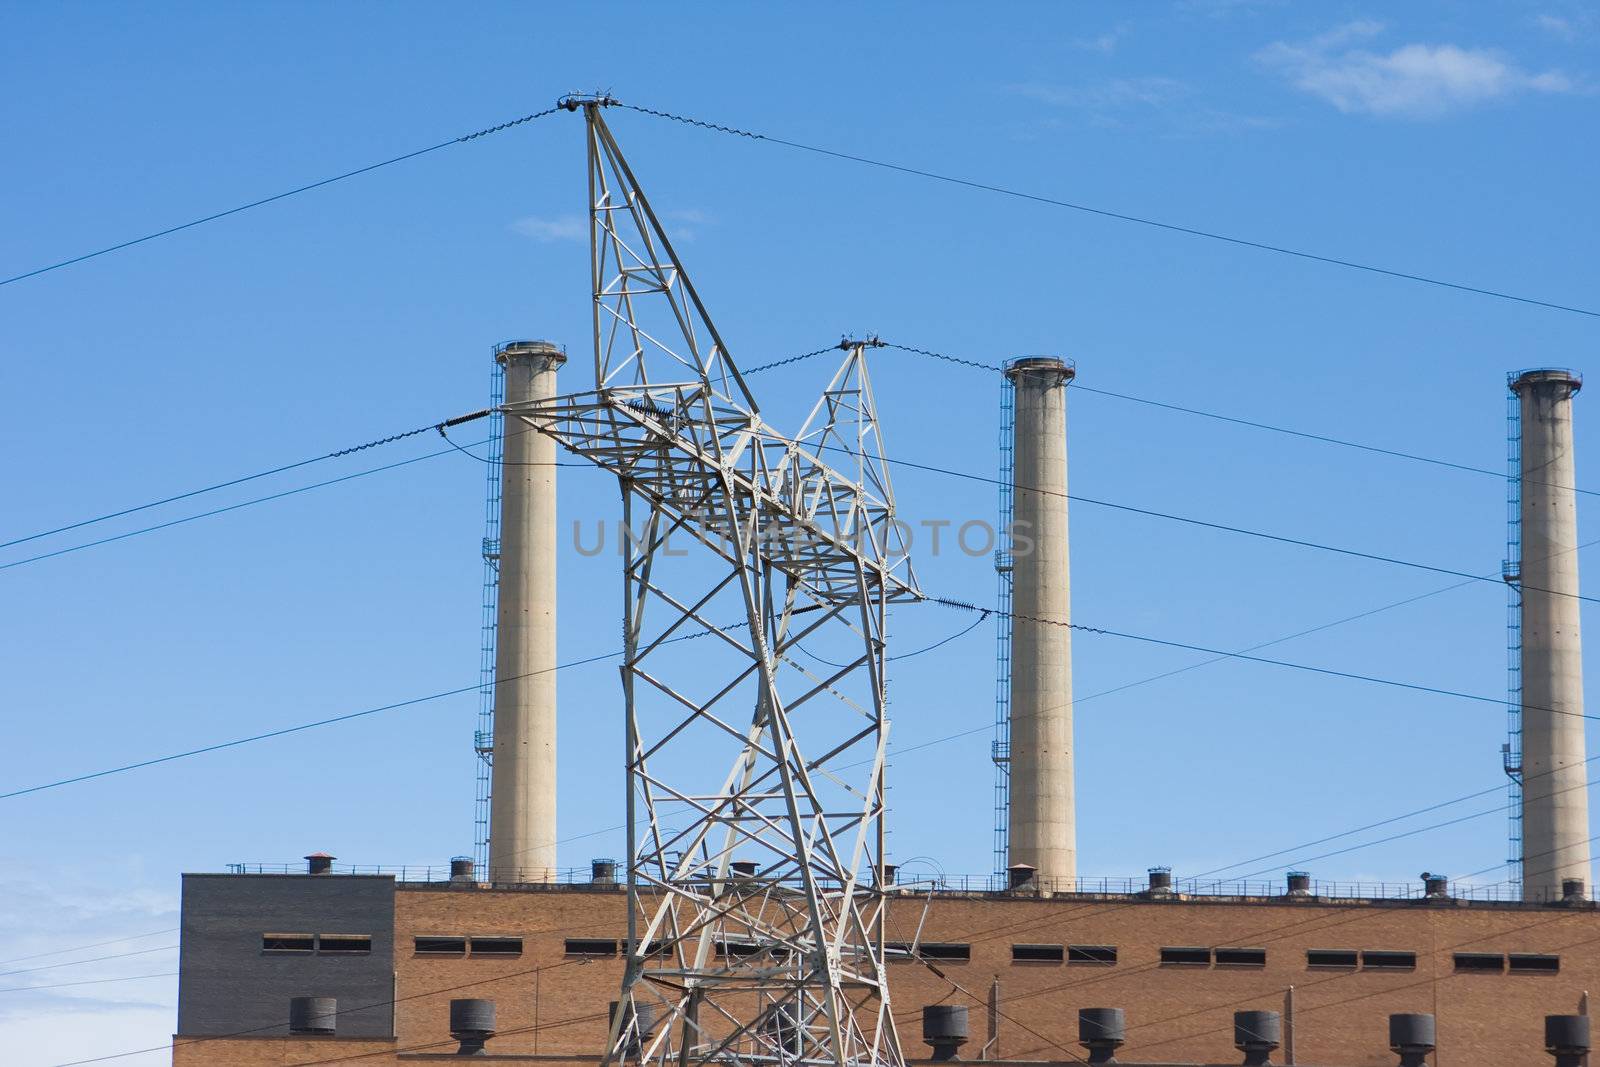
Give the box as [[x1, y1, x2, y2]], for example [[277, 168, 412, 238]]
[[925, 591, 1600, 723], [805, 435, 1600, 607], [0, 419, 512, 574], [0, 621, 732, 802], [44, 955, 591, 1067], [0, 944, 176, 979], [0, 971, 176, 994], [876, 341, 1600, 499], [0, 419, 472, 553], [0, 928, 177, 967], [618, 103, 1600, 320], [2, 109, 564, 288]]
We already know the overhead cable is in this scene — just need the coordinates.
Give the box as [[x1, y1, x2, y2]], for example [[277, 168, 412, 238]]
[[618, 103, 1600, 319], [2, 109, 563, 287]]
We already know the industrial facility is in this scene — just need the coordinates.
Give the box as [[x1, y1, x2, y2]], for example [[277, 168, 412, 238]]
[[163, 100, 1597, 1067]]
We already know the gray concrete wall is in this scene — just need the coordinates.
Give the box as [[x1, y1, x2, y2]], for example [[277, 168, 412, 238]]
[[489, 341, 566, 882], [1006, 357, 1077, 886], [1515, 369, 1593, 900], [176, 874, 396, 1036]]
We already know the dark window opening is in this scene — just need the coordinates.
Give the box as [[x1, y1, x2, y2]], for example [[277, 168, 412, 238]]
[[262, 934, 314, 953], [1509, 953, 1560, 974], [1160, 946, 1211, 966], [1362, 951, 1416, 971], [638, 940, 673, 958], [717, 941, 768, 958], [318, 935, 372, 954], [1306, 949, 1357, 969], [1215, 948, 1266, 967], [1068, 945, 1117, 965], [1012, 944, 1064, 963], [565, 938, 619, 957], [883, 941, 915, 962], [471, 937, 523, 956], [917, 943, 972, 962], [415, 936, 466, 955], [1454, 952, 1504, 973]]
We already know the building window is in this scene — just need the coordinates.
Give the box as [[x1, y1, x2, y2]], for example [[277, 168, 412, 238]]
[[1215, 948, 1266, 967], [1362, 951, 1416, 971], [262, 933, 314, 953], [1012, 944, 1064, 963], [1068, 945, 1117, 965], [917, 943, 972, 962], [415, 936, 467, 955], [471, 937, 523, 956], [717, 940, 768, 958], [565, 938, 619, 957], [884, 941, 915, 962], [1508, 953, 1560, 974], [318, 935, 372, 954], [1160, 947, 1211, 966], [1306, 949, 1357, 969], [1453, 953, 1504, 973]]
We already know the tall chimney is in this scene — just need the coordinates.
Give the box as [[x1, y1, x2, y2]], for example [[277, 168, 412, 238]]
[[1513, 369, 1592, 901], [1005, 356, 1076, 886], [488, 340, 566, 882]]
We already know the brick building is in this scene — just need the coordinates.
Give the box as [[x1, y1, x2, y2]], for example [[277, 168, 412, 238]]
[[172, 863, 1596, 1065]]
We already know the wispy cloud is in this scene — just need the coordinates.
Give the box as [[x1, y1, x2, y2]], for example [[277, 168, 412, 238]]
[[1535, 11, 1597, 40], [1257, 20, 1580, 118], [511, 210, 712, 243], [1069, 25, 1128, 54], [510, 215, 585, 242], [1009, 77, 1275, 135]]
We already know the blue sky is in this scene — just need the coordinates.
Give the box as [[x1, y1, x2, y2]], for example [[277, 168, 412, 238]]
[[2, 2, 1597, 1062]]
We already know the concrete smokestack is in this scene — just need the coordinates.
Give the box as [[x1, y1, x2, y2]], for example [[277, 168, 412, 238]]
[[1513, 368, 1592, 901], [488, 340, 566, 882], [1005, 356, 1076, 887]]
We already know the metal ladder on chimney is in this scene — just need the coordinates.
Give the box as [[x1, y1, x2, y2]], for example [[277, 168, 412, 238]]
[[1503, 384, 1524, 892], [992, 368, 1016, 884], [472, 354, 506, 872]]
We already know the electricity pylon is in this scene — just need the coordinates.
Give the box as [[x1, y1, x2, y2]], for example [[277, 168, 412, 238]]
[[504, 97, 918, 1067]]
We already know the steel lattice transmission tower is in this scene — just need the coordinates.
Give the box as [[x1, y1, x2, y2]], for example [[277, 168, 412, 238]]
[[503, 98, 920, 1067]]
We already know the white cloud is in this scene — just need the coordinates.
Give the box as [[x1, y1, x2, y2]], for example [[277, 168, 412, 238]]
[[1536, 13, 1577, 38], [1258, 21, 1579, 118], [1016, 76, 1192, 112], [1010, 77, 1275, 135], [512, 210, 711, 243], [1070, 25, 1128, 54], [1534, 10, 1598, 40], [510, 215, 586, 242]]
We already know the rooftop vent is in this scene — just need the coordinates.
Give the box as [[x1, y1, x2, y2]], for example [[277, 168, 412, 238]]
[[592, 858, 618, 884], [288, 996, 336, 1035], [1547, 1015, 1591, 1067], [1563, 878, 1588, 903], [1146, 867, 1174, 897], [1078, 1008, 1125, 1065], [1421, 872, 1449, 899], [449, 857, 475, 884], [449, 999, 496, 1056], [880, 863, 898, 887], [1234, 1010, 1281, 1066], [922, 1005, 968, 1062], [305, 853, 335, 876], [1284, 871, 1311, 898], [1389, 1013, 1436, 1067], [1007, 863, 1037, 891], [730, 860, 759, 879]]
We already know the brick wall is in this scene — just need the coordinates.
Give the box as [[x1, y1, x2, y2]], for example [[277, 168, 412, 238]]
[[171, 880, 1600, 1065]]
